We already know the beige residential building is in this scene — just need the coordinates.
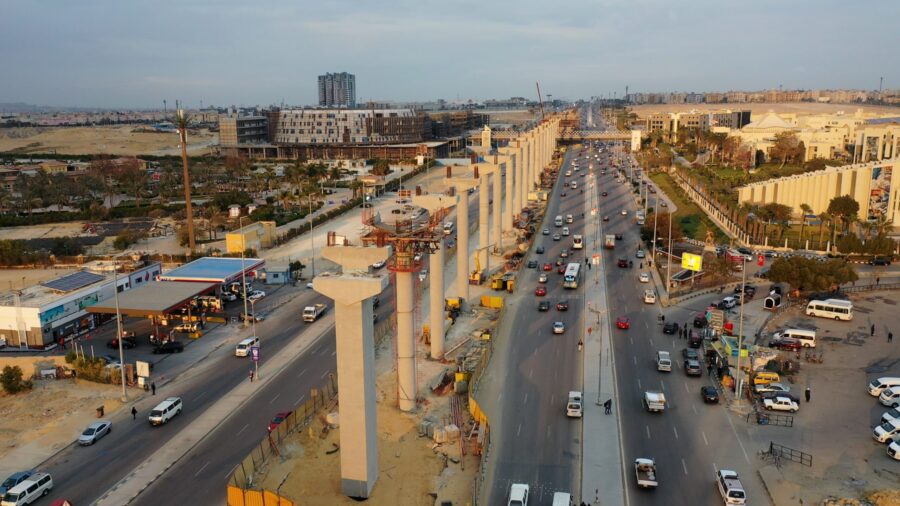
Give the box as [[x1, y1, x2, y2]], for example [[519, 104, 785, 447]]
[[225, 221, 277, 253], [737, 159, 899, 225]]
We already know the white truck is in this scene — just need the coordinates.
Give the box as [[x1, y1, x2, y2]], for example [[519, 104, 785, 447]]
[[604, 234, 616, 249], [566, 391, 583, 418], [644, 391, 666, 412], [716, 469, 747, 505], [507, 483, 529, 506], [302, 304, 327, 323], [634, 458, 658, 488]]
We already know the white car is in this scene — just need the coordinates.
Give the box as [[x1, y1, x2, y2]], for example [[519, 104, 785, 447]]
[[553, 322, 566, 334], [222, 292, 237, 302], [372, 260, 386, 269], [78, 420, 112, 445], [763, 396, 799, 413], [643, 289, 656, 304], [754, 382, 790, 394], [248, 290, 266, 302], [721, 296, 737, 309], [538, 273, 548, 283], [881, 408, 900, 425], [621, 210, 628, 215], [639, 272, 650, 283], [888, 439, 900, 461], [636, 249, 646, 259]]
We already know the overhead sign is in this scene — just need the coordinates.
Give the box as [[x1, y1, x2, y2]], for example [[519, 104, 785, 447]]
[[707, 309, 724, 331], [682, 253, 703, 271], [250, 345, 260, 362]]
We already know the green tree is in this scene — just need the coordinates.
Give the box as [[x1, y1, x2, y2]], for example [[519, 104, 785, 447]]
[[50, 237, 84, 256], [0, 365, 33, 394], [371, 160, 391, 176], [766, 257, 858, 292], [798, 203, 812, 241], [827, 195, 860, 247], [769, 131, 804, 169], [763, 203, 793, 240]]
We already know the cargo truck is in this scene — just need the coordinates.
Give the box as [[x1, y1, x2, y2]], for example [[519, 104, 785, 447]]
[[634, 458, 659, 488], [303, 304, 327, 322], [604, 234, 616, 249]]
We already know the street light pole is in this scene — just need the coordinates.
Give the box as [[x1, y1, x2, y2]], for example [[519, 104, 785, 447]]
[[309, 198, 316, 278], [112, 260, 127, 402], [651, 195, 659, 262], [735, 263, 747, 405], [239, 216, 249, 328], [666, 210, 674, 293]]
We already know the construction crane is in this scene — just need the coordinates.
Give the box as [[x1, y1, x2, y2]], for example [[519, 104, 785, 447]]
[[536, 82, 545, 119], [469, 244, 494, 285]]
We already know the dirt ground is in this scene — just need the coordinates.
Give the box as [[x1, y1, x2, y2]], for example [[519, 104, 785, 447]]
[[0, 222, 89, 241], [0, 360, 126, 475], [630, 102, 900, 118], [485, 110, 537, 127], [257, 335, 480, 506], [0, 125, 216, 156]]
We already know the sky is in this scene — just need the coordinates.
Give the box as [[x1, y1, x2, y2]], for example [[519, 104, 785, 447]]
[[2, 0, 899, 109]]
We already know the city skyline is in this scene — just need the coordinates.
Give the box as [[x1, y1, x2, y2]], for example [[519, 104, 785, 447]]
[[1, 0, 898, 108]]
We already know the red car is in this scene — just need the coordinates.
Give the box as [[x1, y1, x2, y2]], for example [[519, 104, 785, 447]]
[[535, 286, 547, 296], [268, 411, 292, 432], [557, 265, 566, 274], [616, 316, 631, 329], [769, 337, 802, 351], [543, 263, 552, 271]]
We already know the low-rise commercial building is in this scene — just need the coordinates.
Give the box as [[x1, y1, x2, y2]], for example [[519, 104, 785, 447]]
[[0, 261, 161, 349], [225, 221, 277, 254], [219, 115, 269, 145]]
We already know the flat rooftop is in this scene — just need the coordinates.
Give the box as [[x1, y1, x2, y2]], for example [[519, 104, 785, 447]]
[[160, 257, 265, 283], [86, 281, 218, 317]]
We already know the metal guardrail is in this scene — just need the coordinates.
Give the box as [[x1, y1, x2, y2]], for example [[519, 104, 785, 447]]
[[769, 441, 812, 467]]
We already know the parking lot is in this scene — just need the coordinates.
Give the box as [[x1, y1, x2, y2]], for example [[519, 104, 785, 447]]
[[748, 291, 900, 503]]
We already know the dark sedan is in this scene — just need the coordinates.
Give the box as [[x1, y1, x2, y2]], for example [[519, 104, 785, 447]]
[[701, 386, 719, 403], [663, 322, 679, 335], [152, 341, 184, 354], [769, 337, 802, 351], [556, 300, 569, 311], [538, 301, 550, 312]]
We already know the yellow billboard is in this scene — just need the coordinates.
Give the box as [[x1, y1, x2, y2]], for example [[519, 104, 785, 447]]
[[682, 253, 703, 271]]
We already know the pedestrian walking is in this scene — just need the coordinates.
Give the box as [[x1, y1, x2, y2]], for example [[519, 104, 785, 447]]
[[872, 324, 876, 337], [604, 398, 612, 414], [877, 276, 881, 285], [805, 387, 811, 403], [639, 262, 643, 269], [249, 369, 255, 382], [707, 364, 714, 376], [151, 382, 156, 395], [131, 406, 137, 420], [889, 332, 894, 343]]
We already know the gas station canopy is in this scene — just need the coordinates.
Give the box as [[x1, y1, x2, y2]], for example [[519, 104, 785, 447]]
[[86, 281, 218, 318]]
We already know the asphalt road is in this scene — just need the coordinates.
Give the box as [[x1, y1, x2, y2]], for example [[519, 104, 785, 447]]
[[590, 136, 759, 505], [479, 147, 586, 504]]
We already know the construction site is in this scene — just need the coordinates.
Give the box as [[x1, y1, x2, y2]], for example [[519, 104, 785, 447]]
[[227, 115, 565, 505]]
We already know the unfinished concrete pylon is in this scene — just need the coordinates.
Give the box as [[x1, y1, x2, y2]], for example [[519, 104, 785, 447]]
[[411, 194, 457, 360], [495, 151, 515, 231], [393, 257, 416, 412], [315, 245, 391, 499], [449, 178, 478, 304]]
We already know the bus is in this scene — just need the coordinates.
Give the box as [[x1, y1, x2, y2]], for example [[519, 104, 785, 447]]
[[805, 298, 853, 321], [563, 263, 581, 289], [572, 234, 584, 250]]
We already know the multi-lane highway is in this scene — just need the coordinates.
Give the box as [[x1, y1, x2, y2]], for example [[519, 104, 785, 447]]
[[478, 146, 587, 504], [588, 111, 759, 504]]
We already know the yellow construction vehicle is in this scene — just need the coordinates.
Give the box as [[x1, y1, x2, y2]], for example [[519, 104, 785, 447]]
[[469, 253, 485, 285], [490, 272, 506, 290]]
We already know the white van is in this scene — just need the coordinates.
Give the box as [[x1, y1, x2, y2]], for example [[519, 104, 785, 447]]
[[562, 227, 570, 237], [149, 397, 183, 426], [868, 377, 900, 397], [554, 215, 563, 227], [773, 328, 816, 348], [880, 387, 900, 408], [552, 492, 572, 506], [443, 222, 454, 235], [570, 181, 578, 190], [1, 473, 53, 506], [566, 391, 583, 418], [235, 336, 259, 357], [656, 351, 672, 372]]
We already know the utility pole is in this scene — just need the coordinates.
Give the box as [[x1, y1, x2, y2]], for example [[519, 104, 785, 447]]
[[177, 109, 196, 254]]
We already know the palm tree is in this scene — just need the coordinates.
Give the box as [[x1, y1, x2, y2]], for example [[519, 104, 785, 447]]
[[799, 203, 812, 241], [817, 212, 830, 248], [175, 109, 196, 253]]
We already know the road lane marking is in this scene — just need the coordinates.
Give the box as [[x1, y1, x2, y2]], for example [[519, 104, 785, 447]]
[[195, 461, 210, 477], [297, 369, 307, 378], [673, 426, 679, 439], [320, 370, 329, 379], [294, 394, 306, 406], [692, 404, 698, 414], [660, 380, 666, 391], [498, 391, 503, 403], [633, 356, 637, 365], [331, 350, 336, 357], [236, 423, 249, 436], [270, 393, 280, 404], [683, 381, 689, 393], [681, 458, 688, 475], [645, 322, 649, 329], [523, 393, 528, 405], [225, 463, 239, 480], [702, 431, 709, 446], [529, 367, 534, 379], [194, 391, 207, 402], [637, 378, 642, 389], [648, 338, 653, 347], [517, 423, 522, 436], [725, 407, 752, 464], [629, 336, 633, 345], [646, 425, 651, 439]]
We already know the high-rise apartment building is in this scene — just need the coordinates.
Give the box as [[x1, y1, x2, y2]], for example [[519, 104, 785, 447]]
[[318, 72, 356, 108]]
